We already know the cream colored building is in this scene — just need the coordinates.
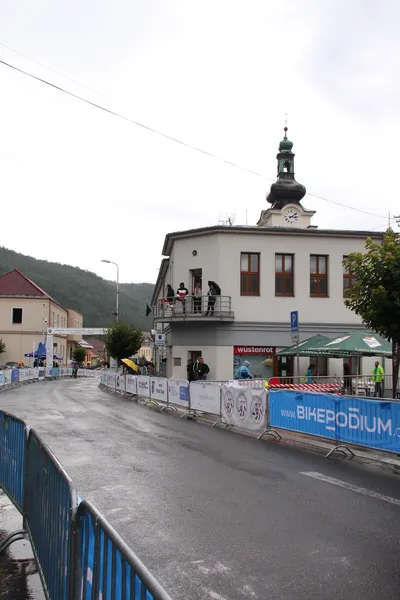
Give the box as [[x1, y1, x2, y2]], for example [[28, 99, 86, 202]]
[[0, 269, 83, 366], [151, 129, 387, 381]]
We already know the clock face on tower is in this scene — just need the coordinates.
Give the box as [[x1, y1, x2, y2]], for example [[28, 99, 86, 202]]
[[284, 208, 300, 225]]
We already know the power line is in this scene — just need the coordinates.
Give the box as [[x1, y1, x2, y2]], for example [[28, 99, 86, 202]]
[[0, 55, 388, 220]]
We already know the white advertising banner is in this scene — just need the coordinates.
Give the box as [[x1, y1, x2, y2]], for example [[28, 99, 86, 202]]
[[150, 377, 168, 403], [137, 376, 150, 398], [167, 379, 190, 407], [221, 385, 267, 431], [46, 335, 53, 369], [107, 373, 116, 390], [126, 375, 137, 395], [4, 370, 11, 385], [29, 368, 38, 380], [0, 372, 4, 386], [19, 369, 29, 383], [116, 374, 126, 393], [190, 381, 221, 415]]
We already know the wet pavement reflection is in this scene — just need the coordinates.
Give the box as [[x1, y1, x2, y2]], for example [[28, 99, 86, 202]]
[[0, 492, 44, 600]]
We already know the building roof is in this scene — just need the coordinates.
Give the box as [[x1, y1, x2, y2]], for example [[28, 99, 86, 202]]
[[151, 258, 169, 306], [84, 337, 107, 353], [161, 225, 386, 256], [0, 269, 67, 310]]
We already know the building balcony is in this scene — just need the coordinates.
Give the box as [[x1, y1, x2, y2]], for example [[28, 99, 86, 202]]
[[154, 296, 234, 323]]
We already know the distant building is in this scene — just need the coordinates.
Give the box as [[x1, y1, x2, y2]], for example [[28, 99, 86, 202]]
[[137, 332, 153, 362], [151, 128, 387, 381], [0, 269, 83, 366]]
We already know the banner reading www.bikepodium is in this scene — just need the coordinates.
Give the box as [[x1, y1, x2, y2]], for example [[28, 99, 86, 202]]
[[269, 390, 400, 453], [222, 385, 267, 431]]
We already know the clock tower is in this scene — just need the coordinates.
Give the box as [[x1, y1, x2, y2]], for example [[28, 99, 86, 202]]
[[257, 127, 315, 228]]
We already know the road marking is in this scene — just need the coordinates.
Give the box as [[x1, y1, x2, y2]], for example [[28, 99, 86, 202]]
[[301, 471, 400, 507]]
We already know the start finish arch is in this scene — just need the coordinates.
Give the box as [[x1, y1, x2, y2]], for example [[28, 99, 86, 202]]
[[46, 328, 107, 365]]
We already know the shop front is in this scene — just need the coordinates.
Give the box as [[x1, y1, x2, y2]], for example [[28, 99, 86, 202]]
[[233, 346, 276, 379]]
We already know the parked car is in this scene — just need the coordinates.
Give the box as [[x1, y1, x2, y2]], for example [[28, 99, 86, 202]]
[[5, 362, 19, 369]]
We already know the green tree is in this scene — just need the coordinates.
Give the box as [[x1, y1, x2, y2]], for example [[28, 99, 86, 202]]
[[73, 346, 87, 365], [343, 228, 400, 397], [0, 338, 5, 355], [105, 322, 143, 367]]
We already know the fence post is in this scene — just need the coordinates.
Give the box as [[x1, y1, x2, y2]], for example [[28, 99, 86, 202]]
[[212, 385, 230, 429], [257, 385, 282, 441], [181, 382, 200, 420], [160, 379, 177, 413]]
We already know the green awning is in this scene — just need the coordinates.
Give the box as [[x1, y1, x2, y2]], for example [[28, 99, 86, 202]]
[[314, 331, 392, 357], [277, 334, 331, 357]]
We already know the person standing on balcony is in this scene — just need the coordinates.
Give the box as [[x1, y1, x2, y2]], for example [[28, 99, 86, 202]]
[[206, 281, 220, 315], [193, 281, 202, 314], [166, 284, 175, 305], [372, 361, 384, 397], [177, 282, 189, 314], [194, 357, 210, 380]]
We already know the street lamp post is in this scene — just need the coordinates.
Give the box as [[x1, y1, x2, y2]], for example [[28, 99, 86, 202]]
[[101, 259, 119, 322]]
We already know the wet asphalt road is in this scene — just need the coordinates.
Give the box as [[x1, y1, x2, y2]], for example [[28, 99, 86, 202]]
[[1, 378, 400, 600]]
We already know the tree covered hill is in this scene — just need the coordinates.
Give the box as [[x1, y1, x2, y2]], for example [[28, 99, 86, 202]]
[[0, 247, 154, 329]]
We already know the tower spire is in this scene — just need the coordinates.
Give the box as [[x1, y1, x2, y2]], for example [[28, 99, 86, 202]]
[[266, 126, 306, 210]]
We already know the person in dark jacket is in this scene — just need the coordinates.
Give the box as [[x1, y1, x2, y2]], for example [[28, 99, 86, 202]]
[[194, 357, 210, 380], [206, 282, 218, 315], [187, 359, 195, 382], [343, 362, 352, 395], [166, 284, 175, 303], [177, 282, 189, 314]]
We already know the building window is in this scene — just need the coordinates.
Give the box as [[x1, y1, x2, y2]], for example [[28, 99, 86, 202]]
[[240, 253, 260, 295], [12, 308, 23, 324], [343, 256, 357, 296], [310, 255, 328, 297], [275, 254, 294, 296]]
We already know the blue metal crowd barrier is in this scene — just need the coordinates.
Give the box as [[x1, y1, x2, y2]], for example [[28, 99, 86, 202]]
[[76, 500, 173, 600], [0, 410, 173, 600], [24, 429, 79, 600], [0, 411, 27, 511]]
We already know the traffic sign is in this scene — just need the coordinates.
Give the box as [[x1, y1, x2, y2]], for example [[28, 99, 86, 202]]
[[291, 331, 299, 344], [290, 311, 299, 333], [154, 333, 166, 346]]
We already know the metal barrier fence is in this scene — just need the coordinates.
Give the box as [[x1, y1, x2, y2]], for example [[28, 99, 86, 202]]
[[0, 411, 26, 511], [100, 374, 400, 457], [76, 500, 173, 600], [0, 409, 173, 600], [25, 429, 78, 600]]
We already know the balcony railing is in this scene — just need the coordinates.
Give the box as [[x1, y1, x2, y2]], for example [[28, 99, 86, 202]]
[[154, 295, 234, 322]]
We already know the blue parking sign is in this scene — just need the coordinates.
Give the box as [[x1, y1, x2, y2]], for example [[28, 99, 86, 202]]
[[290, 311, 299, 332]]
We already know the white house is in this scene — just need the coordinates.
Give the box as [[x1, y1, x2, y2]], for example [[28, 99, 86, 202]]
[[151, 128, 385, 381]]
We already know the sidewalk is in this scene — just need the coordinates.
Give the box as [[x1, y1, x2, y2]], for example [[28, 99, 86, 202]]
[[0, 491, 44, 600]]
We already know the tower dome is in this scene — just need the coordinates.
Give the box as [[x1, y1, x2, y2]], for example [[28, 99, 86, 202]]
[[266, 127, 306, 210]]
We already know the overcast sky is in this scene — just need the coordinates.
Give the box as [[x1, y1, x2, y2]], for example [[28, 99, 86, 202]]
[[0, 0, 398, 283]]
